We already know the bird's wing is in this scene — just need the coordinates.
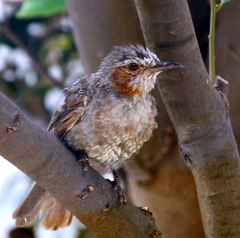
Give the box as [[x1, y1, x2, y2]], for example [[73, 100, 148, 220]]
[[47, 82, 90, 138]]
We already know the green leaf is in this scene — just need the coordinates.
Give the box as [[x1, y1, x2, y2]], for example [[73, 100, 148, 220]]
[[221, 0, 231, 4], [217, 0, 232, 11], [16, 0, 66, 19]]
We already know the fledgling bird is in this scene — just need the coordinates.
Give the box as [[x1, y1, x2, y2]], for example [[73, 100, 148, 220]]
[[12, 44, 182, 230]]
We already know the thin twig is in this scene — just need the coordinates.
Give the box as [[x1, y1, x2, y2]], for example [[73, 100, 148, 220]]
[[208, 0, 217, 83], [0, 21, 64, 88], [209, 0, 232, 83]]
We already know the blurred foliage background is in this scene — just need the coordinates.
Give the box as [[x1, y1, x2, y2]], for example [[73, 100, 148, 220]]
[[0, 0, 84, 125]]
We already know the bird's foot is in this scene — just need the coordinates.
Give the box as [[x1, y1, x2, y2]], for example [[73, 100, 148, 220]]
[[64, 145, 89, 172], [112, 169, 127, 203], [73, 150, 89, 172], [79, 156, 89, 172]]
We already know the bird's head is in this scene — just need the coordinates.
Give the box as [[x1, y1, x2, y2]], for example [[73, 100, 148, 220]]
[[98, 44, 183, 95]]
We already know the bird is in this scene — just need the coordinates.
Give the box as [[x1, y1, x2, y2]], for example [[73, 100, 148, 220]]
[[12, 44, 182, 230]]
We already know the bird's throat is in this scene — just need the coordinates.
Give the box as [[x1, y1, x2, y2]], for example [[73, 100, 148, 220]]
[[111, 67, 143, 95]]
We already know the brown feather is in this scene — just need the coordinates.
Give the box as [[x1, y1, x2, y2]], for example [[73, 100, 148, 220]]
[[13, 183, 73, 230], [12, 183, 47, 227], [41, 194, 73, 230], [48, 86, 89, 138]]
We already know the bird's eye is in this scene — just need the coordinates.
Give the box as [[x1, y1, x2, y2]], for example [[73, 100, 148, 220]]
[[128, 63, 139, 71]]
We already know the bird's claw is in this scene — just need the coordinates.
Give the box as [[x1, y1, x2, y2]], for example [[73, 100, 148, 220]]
[[77, 154, 89, 172], [112, 169, 127, 203]]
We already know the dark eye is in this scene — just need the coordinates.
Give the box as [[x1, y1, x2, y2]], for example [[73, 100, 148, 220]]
[[128, 63, 139, 71]]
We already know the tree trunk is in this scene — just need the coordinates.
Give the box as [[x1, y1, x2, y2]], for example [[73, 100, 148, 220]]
[[134, 0, 240, 238], [65, 0, 144, 74], [215, 0, 240, 144]]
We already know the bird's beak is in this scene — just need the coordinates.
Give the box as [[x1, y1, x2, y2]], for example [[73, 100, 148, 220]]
[[150, 61, 183, 72]]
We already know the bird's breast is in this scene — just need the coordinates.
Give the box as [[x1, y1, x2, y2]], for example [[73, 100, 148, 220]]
[[65, 92, 157, 170]]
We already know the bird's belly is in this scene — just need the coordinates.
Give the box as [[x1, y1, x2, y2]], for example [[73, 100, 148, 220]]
[[64, 97, 157, 170], [86, 134, 142, 169]]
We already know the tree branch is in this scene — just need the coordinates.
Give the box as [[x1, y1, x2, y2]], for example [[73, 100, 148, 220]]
[[135, 0, 240, 237], [209, 0, 217, 83], [0, 91, 160, 238]]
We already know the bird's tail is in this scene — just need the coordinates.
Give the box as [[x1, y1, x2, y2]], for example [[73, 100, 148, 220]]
[[12, 182, 73, 230]]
